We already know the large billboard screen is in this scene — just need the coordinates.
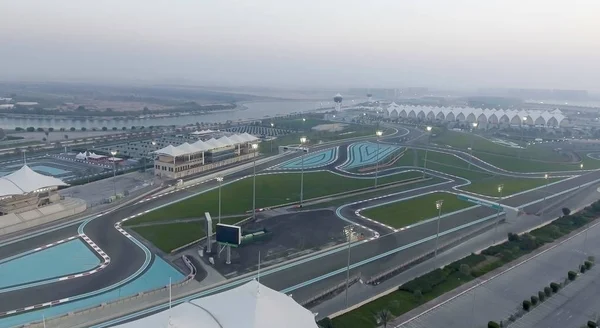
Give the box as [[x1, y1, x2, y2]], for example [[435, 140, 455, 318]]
[[216, 224, 241, 246]]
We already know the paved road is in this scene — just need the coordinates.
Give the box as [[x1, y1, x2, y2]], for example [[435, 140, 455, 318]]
[[392, 184, 600, 328], [0, 125, 596, 318]]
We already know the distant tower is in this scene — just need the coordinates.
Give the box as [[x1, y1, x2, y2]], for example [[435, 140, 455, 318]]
[[333, 93, 343, 111], [367, 93, 373, 102]]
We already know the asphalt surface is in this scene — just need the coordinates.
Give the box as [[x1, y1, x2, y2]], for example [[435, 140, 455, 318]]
[[396, 185, 600, 328], [0, 124, 598, 318]]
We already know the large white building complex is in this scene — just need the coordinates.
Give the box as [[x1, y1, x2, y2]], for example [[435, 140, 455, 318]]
[[153, 132, 260, 179], [385, 103, 567, 127]]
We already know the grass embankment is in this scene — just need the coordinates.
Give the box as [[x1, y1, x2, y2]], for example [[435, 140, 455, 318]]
[[260, 116, 381, 155], [125, 171, 422, 226], [326, 201, 600, 328], [361, 192, 472, 229], [131, 216, 241, 253], [396, 149, 563, 196], [430, 130, 598, 172]]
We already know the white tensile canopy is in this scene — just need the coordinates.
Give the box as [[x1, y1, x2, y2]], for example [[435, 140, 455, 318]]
[[0, 165, 68, 197], [112, 280, 318, 328], [155, 133, 260, 158]]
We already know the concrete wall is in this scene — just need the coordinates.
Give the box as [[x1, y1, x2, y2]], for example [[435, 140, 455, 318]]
[[0, 198, 87, 237]]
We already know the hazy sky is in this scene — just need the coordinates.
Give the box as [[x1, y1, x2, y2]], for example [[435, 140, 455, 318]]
[[0, 0, 599, 91]]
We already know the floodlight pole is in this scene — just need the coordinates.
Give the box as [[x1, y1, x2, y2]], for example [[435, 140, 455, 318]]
[[344, 225, 353, 308], [375, 130, 383, 187], [300, 137, 307, 206], [423, 126, 432, 179], [434, 200, 444, 259], [541, 174, 549, 223], [217, 177, 223, 224], [111, 150, 117, 197], [252, 144, 258, 220], [494, 184, 504, 244]]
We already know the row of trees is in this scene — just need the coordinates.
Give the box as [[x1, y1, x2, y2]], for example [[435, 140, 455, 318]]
[[15, 126, 157, 133], [487, 258, 595, 328]]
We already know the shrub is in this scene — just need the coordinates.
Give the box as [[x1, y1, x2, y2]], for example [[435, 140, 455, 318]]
[[588, 321, 598, 328], [400, 268, 447, 293], [589, 256, 596, 263], [531, 295, 539, 306], [317, 317, 334, 328], [538, 291, 545, 302], [488, 321, 500, 328], [544, 286, 552, 297], [508, 232, 520, 242], [26, 127, 35, 132], [70, 127, 76, 131], [459, 264, 471, 276], [562, 207, 571, 216], [81, 127, 87, 131], [568, 271, 577, 281], [550, 282, 560, 293], [413, 289, 423, 302], [36, 127, 44, 132], [581, 265, 587, 274], [48, 127, 54, 132], [523, 300, 532, 311], [585, 260, 593, 270]]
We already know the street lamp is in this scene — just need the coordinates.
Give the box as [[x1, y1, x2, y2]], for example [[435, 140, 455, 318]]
[[541, 173, 549, 221], [270, 123, 275, 153], [344, 224, 355, 308], [110, 150, 117, 197], [299, 137, 307, 206], [375, 130, 383, 187], [216, 176, 223, 224], [519, 117, 527, 159], [251, 143, 258, 220], [423, 126, 432, 179], [579, 163, 584, 189], [434, 199, 444, 259], [494, 184, 504, 243]]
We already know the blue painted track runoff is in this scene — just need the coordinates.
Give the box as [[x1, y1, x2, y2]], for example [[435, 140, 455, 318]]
[[277, 147, 338, 170], [342, 142, 401, 169], [0, 239, 100, 290], [0, 256, 184, 327]]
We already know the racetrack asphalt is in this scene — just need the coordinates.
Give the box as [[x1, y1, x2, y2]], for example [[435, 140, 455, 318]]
[[0, 125, 598, 317]]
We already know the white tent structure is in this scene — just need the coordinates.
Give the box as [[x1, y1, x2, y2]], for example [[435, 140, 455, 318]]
[[0, 165, 68, 197], [154, 133, 260, 157], [113, 280, 318, 328]]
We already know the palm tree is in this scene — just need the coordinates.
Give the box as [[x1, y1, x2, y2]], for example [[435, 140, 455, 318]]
[[374, 309, 393, 328]]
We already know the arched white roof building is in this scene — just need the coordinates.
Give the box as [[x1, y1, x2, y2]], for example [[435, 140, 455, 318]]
[[384, 103, 567, 127]]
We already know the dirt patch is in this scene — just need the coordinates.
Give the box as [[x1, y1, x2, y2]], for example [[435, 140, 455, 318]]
[[312, 123, 348, 132]]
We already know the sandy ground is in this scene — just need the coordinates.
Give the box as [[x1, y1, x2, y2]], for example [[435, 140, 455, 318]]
[[312, 123, 348, 132]]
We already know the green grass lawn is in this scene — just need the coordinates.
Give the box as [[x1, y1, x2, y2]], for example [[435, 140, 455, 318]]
[[361, 192, 472, 229], [461, 176, 562, 196], [411, 149, 565, 195], [131, 216, 241, 253], [260, 120, 382, 155], [301, 177, 442, 210], [429, 130, 596, 172], [125, 171, 422, 226]]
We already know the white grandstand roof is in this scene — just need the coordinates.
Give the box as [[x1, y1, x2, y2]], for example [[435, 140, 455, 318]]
[[0, 165, 68, 197], [384, 105, 566, 126], [156, 133, 260, 157], [113, 280, 318, 328]]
